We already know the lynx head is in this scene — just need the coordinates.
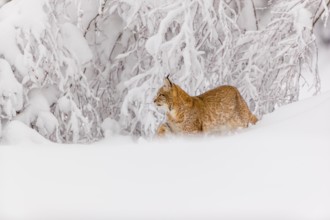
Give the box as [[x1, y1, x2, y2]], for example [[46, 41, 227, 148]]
[[153, 76, 175, 111]]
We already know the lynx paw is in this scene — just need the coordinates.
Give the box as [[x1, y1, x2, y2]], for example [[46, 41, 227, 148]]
[[156, 123, 171, 137]]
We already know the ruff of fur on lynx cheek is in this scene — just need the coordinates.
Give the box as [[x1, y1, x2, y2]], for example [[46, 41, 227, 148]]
[[154, 76, 258, 136]]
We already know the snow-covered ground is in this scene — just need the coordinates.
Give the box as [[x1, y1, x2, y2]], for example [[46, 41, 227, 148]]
[[1, 89, 330, 220]]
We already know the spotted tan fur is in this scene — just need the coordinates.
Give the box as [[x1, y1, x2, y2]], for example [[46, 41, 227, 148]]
[[154, 77, 258, 136]]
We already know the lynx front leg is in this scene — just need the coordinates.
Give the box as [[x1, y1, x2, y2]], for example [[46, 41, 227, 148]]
[[156, 123, 172, 137]]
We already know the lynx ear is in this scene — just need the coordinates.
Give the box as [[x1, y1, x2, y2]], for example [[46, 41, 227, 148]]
[[164, 75, 173, 90]]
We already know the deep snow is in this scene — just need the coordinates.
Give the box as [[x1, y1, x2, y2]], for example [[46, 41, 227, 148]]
[[0, 90, 330, 220]]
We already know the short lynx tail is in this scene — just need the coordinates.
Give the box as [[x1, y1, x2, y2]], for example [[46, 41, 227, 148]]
[[249, 114, 258, 125]]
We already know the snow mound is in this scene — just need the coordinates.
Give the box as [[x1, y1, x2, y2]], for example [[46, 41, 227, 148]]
[[15, 88, 59, 140], [145, 34, 162, 55], [101, 118, 121, 137], [60, 22, 93, 65], [0, 58, 23, 118], [0, 0, 48, 75], [1, 120, 50, 145]]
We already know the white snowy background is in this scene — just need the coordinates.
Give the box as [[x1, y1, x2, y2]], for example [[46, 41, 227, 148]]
[[0, 0, 330, 219]]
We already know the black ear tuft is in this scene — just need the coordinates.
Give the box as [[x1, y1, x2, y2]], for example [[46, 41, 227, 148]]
[[164, 74, 173, 89], [165, 74, 172, 86]]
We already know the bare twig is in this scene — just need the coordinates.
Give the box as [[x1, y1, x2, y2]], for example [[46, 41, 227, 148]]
[[84, 0, 110, 37], [313, 0, 330, 27], [251, 0, 259, 30]]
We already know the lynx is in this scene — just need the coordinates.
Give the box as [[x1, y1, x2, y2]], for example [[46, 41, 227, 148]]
[[154, 76, 258, 136]]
